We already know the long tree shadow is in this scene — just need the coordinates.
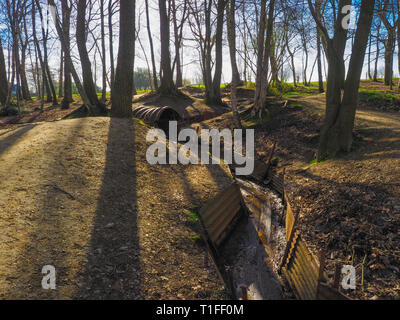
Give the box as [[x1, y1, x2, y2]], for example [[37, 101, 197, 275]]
[[0, 124, 36, 156], [74, 117, 141, 299]]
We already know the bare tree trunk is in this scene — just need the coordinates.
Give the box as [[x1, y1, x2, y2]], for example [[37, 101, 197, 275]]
[[373, 22, 381, 81], [48, 0, 96, 114], [100, 0, 107, 102], [367, 33, 372, 79], [76, 0, 106, 113], [32, 0, 50, 105], [35, 0, 58, 105], [227, 0, 241, 85], [171, 0, 186, 88], [309, 0, 375, 160], [0, 37, 8, 106], [58, 47, 63, 98], [316, 0, 324, 92], [145, 0, 158, 90], [108, 0, 116, 93], [111, 0, 135, 117], [253, 0, 275, 116], [227, 0, 241, 127], [61, 0, 73, 108], [210, 0, 226, 104], [158, 0, 176, 95], [253, 0, 267, 113], [379, 3, 396, 87]]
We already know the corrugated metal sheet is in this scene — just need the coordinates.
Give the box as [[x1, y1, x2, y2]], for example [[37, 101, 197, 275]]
[[281, 194, 351, 300], [199, 183, 243, 247], [132, 105, 182, 133], [285, 194, 295, 242], [270, 171, 284, 195], [281, 232, 319, 300]]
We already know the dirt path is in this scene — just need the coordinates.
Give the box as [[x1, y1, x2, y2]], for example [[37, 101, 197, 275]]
[[0, 117, 233, 299], [293, 94, 400, 129]]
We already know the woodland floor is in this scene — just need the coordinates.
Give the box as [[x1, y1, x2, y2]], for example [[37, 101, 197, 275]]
[[281, 94, 400, 300], [0, 117, 234, 299], [196, 83, 400, 299], [0, 80, 398, 300]]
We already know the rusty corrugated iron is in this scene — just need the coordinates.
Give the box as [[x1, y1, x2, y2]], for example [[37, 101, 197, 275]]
[[199, 183, 243, 247], [267, 169, 284, 195], [280, 191, 351, 300], [285, 194, 295, 242], [281, 232, 320, 300]]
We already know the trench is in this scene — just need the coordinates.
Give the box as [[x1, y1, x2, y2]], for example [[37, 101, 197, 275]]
[[133, 103, 293, 300], [219, 177, 294, 300]]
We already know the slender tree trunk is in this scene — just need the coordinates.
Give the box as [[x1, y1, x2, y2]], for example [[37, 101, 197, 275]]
[[210, 0, 226, 104], [111, 0, 135, 117], [76, 0, 106, 113], [108, 0, 116, 92], [203, 0, 213, 102], [227, 0, 241, 85], [100, 0, 107, 102], [373, 22, 381, 81], [384, 33, 395, 86], [0, 37, 8, 106], [316, 0, 324, 92], [132, 0, 137, 96], [144, 0, 158, 90], [58, 48, 64, 98], [367, 33, 372, 79], [254, 0, 275, 116], [171, 0, 185, 88], [61, 0, 73, 108], [253, 0, 267, 113], [338, 0, 376, 151], [227, 0, 241, 127], [35, 0, 58, 105], [158, 0, 176, 95], [48, 0, 96, 114], [145, 0, 158, 90]]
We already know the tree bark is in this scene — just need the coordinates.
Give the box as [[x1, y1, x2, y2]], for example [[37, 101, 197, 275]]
[[309, 0, 375, 160], [61, 0, 73, 108], [48, 0, 96, 114], [373, 21, 381, 81], [210, 0, 226, 104], [145, 0, 158, 90], [58, 47, 63, 98], [35, 0, 58, 105], [226, 0, 241, 85], [253, 0, 275, 116], [76, 0, 106, 113], [0, 37, 8, 106], [158, 0, 176, 95], [111, 0, 135, 117], [100, 0, 107, 102], [253, 0, 267, 114], [108, 0, 116, 91], [316, 0, 324, 93]]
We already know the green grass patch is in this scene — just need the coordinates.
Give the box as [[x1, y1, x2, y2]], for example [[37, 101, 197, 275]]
[[136, 89, 152, 94], [358, 89, 399, 103], [309, 159, 326, 166], [183, 209, 200, 223], [189, 234, 201, 243]]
